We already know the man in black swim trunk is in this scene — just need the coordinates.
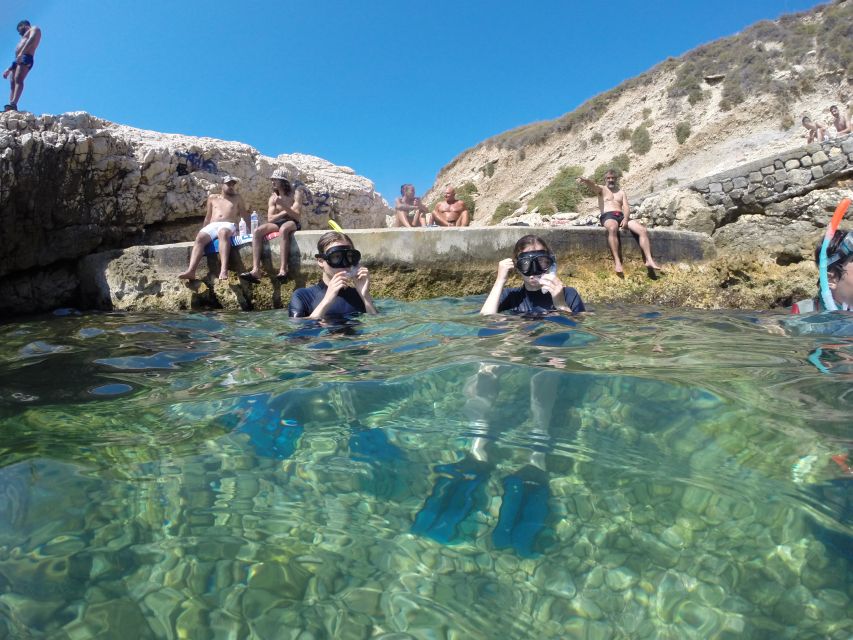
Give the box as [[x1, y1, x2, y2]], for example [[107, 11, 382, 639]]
[[240, 168, 305, 283], [577, 169, 661, 274], [3, 20, 41, 112]]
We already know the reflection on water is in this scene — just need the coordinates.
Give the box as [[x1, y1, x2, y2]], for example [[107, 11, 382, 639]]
[[0, 301, 851, 639]]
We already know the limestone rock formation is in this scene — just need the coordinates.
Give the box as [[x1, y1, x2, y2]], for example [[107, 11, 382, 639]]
[[0, 111, 391, 315]]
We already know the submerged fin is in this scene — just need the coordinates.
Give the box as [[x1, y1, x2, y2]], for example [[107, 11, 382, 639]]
[[349, 426, 405, 462], [412, 457, 491, 544], [493, 465, 550, 557]]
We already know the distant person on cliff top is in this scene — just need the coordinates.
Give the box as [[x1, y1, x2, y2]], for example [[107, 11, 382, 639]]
[[394, 184, 429, 227], [432, 186, 470, 227], [576, 170, 660, 275], [179, 176, 249, 282], [802, 116, 828, 144], [3, 20, 41, 112], [791, 229, 853, 313], [829, 105, 852, 136], [240, 169, 304, 284]]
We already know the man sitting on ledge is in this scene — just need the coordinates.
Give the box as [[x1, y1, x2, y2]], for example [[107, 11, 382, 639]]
[[179, 176, 248, 281], [577, 170, 660, 275], [240, 168, 304, 283], [394, 184, 429, 227], [432, 186, 470, 227]]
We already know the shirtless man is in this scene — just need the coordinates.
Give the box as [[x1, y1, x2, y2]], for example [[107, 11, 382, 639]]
[[394, 184, 429, 227], [240, 169, 304, 283], [829, 105, 852, 136], [3, 20, 41, 111], [179, 176, 249, 281], [577, 170, 660, 274], [432, 186, 470, 227], [802, 116, 828, 144]]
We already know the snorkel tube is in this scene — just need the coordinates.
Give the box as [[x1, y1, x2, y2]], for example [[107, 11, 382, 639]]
[[819, 199, 851, 311]]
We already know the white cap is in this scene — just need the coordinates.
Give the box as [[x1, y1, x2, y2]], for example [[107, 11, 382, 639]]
[[270, 168, 290, 181], [222, 175, 240, 184]]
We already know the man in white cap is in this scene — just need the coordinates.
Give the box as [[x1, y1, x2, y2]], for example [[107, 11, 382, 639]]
[[240, 168, 304, 283], [179, 175, 249, 281]]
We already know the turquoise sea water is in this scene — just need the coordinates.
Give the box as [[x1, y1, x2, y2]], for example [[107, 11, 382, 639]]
[[0, 299, 851, 639]]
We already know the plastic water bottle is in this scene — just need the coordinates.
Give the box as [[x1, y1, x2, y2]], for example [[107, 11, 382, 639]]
[[250, 210, 259, 234], [238, 217, 247, 237]]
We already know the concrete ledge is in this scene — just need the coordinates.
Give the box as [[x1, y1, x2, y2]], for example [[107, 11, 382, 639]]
[[78, 227, 715, 311]]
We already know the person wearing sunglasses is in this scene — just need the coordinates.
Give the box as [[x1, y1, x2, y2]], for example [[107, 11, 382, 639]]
[[791, 229, 853, 313], [288, 231, 378, 319], [480, 235, 585, 315]]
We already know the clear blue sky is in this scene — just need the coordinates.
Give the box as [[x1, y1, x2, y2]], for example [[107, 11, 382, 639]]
[[4, 0, 823, 203]]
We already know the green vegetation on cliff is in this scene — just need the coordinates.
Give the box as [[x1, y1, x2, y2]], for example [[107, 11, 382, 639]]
[[492, 200, 521, 223], [675, 121, 691, 144], [630, 125, 652, 155], [529, 166, 585, 214]]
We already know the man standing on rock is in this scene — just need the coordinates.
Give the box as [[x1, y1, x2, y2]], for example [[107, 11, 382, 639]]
[[577, 170, 660, 275], [829, 105, 852, 136], [432, 186, 470, 227], [394, 184, 429, 227], [179, 176, 249, 282], [3, 20, 41, 112]]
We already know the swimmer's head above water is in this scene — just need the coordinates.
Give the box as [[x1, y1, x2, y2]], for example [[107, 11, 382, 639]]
[[816, 228, 853, 307]]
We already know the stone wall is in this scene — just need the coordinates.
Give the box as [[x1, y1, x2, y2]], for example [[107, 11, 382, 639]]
[[635, 134, 853, 262], [78, 227, 715, 313], [691, 134, 853, 210], [0, 111, 392, 315]]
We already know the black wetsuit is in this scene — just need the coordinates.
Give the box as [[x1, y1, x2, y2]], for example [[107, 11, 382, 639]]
[[497, 286, 585, 314], [288, 281, 366, 318]]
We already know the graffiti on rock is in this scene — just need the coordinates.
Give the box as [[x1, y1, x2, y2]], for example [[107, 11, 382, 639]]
[[293, 180, 333, 216], [175, 151, 218, 176]]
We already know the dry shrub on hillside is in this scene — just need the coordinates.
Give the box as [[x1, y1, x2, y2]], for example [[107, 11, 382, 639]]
[[529, 166, 585, 215], [675, 121, 691, 144], [492, 200, 521, 224], [631, 125, 652, 154], [455, 182, 478, 219]]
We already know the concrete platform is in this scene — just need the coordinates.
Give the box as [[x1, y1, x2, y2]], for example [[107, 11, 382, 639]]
[[78, 227, 715, 312]]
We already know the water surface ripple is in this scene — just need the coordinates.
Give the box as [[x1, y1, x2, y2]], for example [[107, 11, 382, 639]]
[[0, 300, 851, 639]]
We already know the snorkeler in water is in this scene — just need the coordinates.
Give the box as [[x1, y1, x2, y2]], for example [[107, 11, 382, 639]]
[[791, 229, 853, 313], [480, 234, 585, 316], [413, 246, 583, 556], [288, 231, 378, 319]]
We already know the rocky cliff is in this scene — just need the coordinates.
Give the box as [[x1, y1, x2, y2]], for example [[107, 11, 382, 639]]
[[428, 0, 853, 244], [0, 111, 391, 315]]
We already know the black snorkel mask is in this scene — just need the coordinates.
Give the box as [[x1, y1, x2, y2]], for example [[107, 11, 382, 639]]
[[827, 231, 853, 268], [515, 251, 556, 276], [316, 247, 361, 268]]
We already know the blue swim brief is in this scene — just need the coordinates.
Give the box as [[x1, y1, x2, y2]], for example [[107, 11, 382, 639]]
[[10, 53, 35, 69], [11, 54, 34, 69]]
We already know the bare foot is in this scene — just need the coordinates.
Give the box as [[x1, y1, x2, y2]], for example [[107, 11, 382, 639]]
[[614, 264, 624, 275], [645, 261, 661, 270], [218, 272, 229, 281], [178, 271, 196, 280]]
